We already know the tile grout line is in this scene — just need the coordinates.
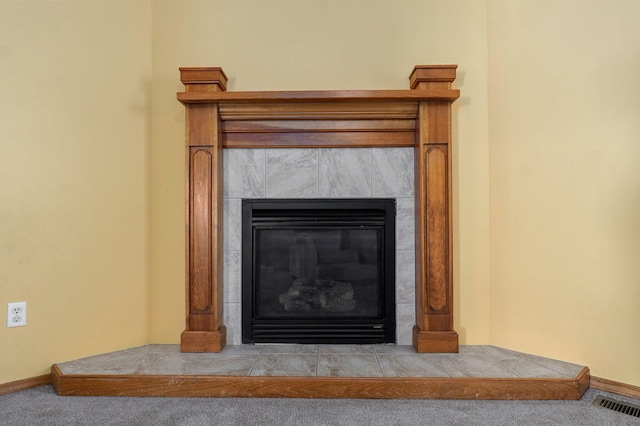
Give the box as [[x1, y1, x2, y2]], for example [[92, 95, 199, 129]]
[[514, 352, 577, 378], [182, 352, 204, 375], [372, 346, 385, 377], [485, 346, 574, 378], [247, 345, 265, 377], [485, 349, 523, 378], [432, 354, 454, 378], [115, 353, 152, 375], [316, 148, 320, 198]]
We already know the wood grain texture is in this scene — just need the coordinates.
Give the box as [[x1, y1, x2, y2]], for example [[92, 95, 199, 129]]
[[178, 90, 459, 105], [189, 148, 213, 313], [590, 376, 640, 399], [424, 145, 450, 314], [0, 374, 51, 396], [222, 119, 417, 133], [184, 103, 225, 352], [51, 364, 590, 400], [180, 328, 227, 353], [412, 328, 459, 353], [180, 67, 227, 92], [413, 98, 455, 349], [409, 65, 457, 90], [223, 131, 415, 149]]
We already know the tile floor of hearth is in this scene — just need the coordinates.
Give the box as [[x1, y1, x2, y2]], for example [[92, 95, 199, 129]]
[[56, 344, 585, 379]]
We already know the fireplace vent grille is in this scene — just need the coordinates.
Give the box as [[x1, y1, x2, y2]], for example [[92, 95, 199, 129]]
[[593, 395, 640, 418]]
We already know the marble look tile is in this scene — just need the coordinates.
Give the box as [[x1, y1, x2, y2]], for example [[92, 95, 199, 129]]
[[119, 353, 201, 375], [217, 345, 264, 355], [371, 148, 414, 197], [318, 148, 371, 197], [318, 345, 375, 354], [457, 345, 491, 355], [224, 250, 241, 303], [511, 352, 585, 378], [145, 345, 182, 353], [396, 197, 415, 251], [317, 354, 383, 377], [187, 355, 258, 376], [225, 302, 242, 345], [437, 354, 518, 378], [224, 149, 265, 198], [223, 198, 242, 251], [261, 344, 318, 354], [483, 345, 520, 357], [484, 346, 584, 377], [374, 345, 417, 355], [250, 354, 317, 376], [396, 250, 415, 304], [378, 354, 450, 377], [396, 303, 415, 345], [266, 149, 319, 198], [497, 356, 569, 378], [119, 345, 155, 355], [58, 351, 143, 375]]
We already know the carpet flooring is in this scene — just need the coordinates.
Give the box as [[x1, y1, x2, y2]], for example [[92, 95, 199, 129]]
[[2, 385, 639, 425]]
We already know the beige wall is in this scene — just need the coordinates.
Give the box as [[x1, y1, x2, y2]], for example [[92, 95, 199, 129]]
[[3, 0, 638, 388], [0, 1, 151, 383], [149, 0, 491, 346], [488, 0, 640, 385]]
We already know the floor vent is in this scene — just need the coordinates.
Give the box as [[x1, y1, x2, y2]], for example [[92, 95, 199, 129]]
[[593, 395, 640, 418]]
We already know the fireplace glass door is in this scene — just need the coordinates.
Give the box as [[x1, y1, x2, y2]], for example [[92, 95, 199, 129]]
[[242, 199, 396, 344]]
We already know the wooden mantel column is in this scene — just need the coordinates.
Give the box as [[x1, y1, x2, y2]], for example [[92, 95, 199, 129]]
[[180, 67, 228, 352], [410, 65, 459, 352]]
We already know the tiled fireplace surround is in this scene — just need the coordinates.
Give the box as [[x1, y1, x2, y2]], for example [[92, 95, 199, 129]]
[[223, 147, 416, 345]]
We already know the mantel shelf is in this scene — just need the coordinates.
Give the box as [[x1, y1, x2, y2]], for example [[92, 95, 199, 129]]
[[177, 89, 460, 105]]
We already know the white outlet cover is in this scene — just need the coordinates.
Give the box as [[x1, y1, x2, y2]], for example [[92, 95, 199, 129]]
[[7, 301, 27, 327]]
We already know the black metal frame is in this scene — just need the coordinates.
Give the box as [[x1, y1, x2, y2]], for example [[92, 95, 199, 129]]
[[241, 198, 396, 344]]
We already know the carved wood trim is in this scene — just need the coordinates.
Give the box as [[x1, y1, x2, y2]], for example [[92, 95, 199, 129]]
[[179, 65, 459, 352]]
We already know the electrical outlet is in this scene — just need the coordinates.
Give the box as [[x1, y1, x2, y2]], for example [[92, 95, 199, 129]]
[[7, 302, 27, 327]]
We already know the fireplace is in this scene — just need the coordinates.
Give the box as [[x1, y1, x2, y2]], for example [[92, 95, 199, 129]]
[[242, 198, 396, 344], [178, 65, 460, 353]]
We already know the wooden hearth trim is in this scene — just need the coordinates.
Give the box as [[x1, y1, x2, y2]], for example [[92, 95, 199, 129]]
[[590, 376, 640, 399], [0, 374, 51, 396], [178, 65, 460, 353], [51, 364, 590, 400]]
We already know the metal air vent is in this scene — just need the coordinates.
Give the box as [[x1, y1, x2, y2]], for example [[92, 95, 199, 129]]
[[593, 395, 640, 418]]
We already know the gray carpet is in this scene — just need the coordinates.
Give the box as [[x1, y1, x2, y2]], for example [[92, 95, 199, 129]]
[[1, 386, 639, 426]]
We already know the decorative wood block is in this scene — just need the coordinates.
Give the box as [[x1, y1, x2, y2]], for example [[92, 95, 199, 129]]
[[180, 328, 226, 353], [180, 67, 228, 92], [409, 65, 457, 90], [413, 328, 459, 353]]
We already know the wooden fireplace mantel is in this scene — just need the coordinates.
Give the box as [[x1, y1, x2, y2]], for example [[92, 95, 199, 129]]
[[178, 65, 460, 353]]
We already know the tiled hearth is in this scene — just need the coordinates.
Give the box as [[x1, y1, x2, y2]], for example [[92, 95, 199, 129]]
[[51, 344, 590, 399], [223, 147, 416, 345], [56, 344, 584, 378]]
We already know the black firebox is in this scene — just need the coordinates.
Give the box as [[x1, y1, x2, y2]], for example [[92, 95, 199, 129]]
[[242, 198, 396, 344]]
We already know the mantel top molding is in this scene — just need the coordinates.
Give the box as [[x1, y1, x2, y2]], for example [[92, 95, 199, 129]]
[[177, 65, 459, 105]]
